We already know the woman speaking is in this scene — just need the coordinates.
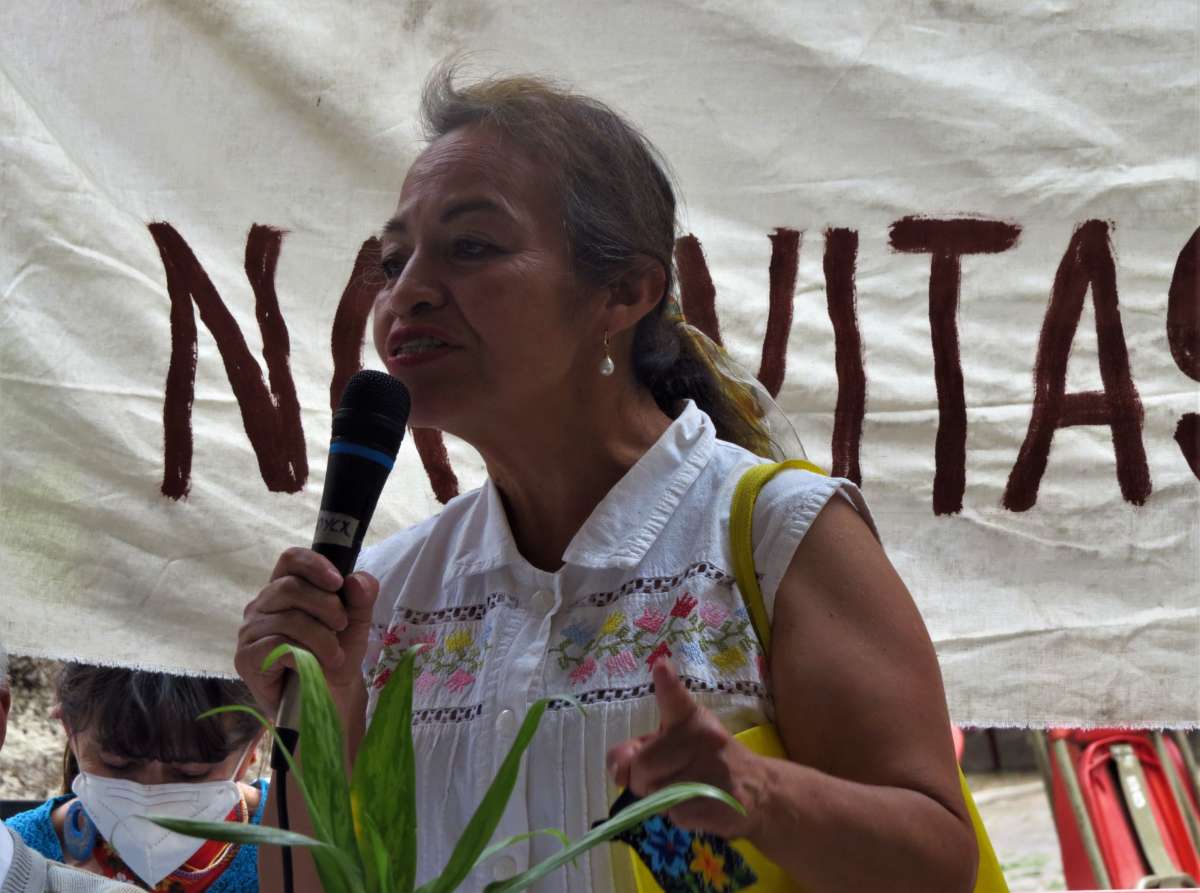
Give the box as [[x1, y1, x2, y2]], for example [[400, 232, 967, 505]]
[[236, 66, 978, 893]]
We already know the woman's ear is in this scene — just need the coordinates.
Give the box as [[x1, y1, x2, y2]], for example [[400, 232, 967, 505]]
[[236, 728, 269, 780], [604, 257, 668, 335], [61, 739, 79, 795]]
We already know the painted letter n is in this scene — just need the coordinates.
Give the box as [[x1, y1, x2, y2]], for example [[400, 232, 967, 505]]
[[149, 222, 308, 499]]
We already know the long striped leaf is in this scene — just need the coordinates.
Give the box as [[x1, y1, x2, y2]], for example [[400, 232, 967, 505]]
[[483, 782, 746, 892], [263, 644, 364, 893], [147, 816, 328, 850], [148, 814, 364, 892], [351, 645, 422, 893], [362, 812, 394, 893], [474, 828, 571, 868], [422, 696, 583, 893]]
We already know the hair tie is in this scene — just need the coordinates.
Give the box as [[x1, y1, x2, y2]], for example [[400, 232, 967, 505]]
[[674, 317, 808, 461], [664, 295, 686, 322]]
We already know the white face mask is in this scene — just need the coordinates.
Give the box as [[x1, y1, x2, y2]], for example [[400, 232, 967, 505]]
[[71, 756, 245, 887]]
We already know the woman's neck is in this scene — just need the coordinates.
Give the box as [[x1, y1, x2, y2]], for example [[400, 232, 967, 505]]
[[475, 387, 673, 572]]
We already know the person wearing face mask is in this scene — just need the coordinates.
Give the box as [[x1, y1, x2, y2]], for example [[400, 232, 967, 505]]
[[4, 664, 269, 893], [1, 643, 140, 893]]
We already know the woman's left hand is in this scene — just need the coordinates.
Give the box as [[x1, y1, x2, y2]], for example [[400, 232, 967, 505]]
[[605, 660, 773, 841]]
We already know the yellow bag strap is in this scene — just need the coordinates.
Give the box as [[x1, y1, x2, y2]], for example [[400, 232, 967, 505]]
[[730, 459, 826, 657], [728, 460, 1011, 893]]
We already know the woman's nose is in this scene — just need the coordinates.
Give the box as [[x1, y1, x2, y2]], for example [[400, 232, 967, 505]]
[[382, 254, 444, 320]]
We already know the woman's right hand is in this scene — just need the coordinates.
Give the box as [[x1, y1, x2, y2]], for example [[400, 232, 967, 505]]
[[235, 547, 379, 714]]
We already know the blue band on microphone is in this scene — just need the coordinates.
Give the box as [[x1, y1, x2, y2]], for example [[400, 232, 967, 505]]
[[330, 442, 395, 470]]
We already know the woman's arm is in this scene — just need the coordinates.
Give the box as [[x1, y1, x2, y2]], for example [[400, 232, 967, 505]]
[[610, 496, 977, 893], [752, 495, 976, 891], [235, 548, 379, 893]]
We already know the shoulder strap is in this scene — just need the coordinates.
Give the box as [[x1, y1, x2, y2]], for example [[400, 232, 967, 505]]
[[730, 459, 826, 657]]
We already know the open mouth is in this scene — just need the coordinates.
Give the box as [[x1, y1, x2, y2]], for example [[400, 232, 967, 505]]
[[392, 336, 450, 357]]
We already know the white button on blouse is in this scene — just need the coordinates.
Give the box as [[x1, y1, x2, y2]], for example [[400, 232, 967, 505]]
[[531, 589, 555, 615], [360, 401, 874, 892], [494, 707, 517, 737], [492, 854, 518, 882]]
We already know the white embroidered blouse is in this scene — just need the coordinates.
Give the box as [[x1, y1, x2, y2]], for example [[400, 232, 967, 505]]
[[360, 401, 873, 892]]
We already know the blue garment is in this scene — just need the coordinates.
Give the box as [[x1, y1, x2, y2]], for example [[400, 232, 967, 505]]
[[4, 779, 268, 892]]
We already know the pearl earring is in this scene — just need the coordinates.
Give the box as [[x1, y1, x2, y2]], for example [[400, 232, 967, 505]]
[[600, 330, 615, 376]]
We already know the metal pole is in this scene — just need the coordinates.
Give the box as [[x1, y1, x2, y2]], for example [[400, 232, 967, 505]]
[[1053, 737, 1112, 888]]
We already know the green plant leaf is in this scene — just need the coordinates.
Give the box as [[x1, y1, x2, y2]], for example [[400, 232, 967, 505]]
[[196, 704, 307, 789], [146, 817, 329, 850], [190, 704, 367, 892], [424, 695, 582, 893], [148, 816, 365, 893], [351, 645, 422, 893], [474, 828, 571, 867], [362, 812, 394, 893], [193, 703, 374, 891], [262, 644, 364, 893], [482, 782, 746, 893]]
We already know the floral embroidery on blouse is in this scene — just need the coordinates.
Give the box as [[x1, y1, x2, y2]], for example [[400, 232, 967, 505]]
[[369, 621, 483, 695], [551, 593, 759, 687]]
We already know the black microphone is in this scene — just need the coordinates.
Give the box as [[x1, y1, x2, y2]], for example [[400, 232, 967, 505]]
[[310, 370, 411, 578], [274, 369, 411, 744]]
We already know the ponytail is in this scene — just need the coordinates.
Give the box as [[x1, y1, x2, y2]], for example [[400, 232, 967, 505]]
[[633, 298, 774, 458]]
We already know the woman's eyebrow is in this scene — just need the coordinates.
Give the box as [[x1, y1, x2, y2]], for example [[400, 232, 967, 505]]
[[383, 197, 514, 235]]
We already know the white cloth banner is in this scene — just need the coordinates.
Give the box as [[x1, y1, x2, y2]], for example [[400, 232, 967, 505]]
[[0, 1, 1196, 727]]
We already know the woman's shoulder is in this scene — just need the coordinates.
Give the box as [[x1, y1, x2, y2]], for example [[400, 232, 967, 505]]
[[706, 438, 868, 523], [755, 463, 874, 538], [3, 793, 69, 859], [705, 439, 879, 615]]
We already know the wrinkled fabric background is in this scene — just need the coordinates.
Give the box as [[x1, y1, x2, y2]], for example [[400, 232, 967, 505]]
[[1, 1, 1196, 726]]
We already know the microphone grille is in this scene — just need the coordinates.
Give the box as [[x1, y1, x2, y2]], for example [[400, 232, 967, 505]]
[[337, 370, 411, 427]]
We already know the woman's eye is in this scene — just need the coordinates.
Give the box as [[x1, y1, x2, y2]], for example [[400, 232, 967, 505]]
[[380, 255, 407, 281], [453, 238, 495, 259], [172, 763, 217, 780], [175, 769, 212, 780]]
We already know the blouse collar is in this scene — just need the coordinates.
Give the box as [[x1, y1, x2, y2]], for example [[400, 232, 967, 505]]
[[444, 401, 716, 581]]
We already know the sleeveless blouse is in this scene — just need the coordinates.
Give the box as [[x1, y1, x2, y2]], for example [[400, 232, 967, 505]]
[[360, 401, 873, 892]]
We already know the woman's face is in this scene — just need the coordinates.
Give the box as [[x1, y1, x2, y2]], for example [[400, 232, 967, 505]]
[[70, 729, 250, 787], [373, 124, 603, 434]]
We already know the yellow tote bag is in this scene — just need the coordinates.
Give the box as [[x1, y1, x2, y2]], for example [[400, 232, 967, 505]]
[[629, 460, 1009, 893]]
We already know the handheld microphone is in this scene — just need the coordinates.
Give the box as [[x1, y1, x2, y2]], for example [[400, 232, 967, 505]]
[[274, 369, 411, 744]]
